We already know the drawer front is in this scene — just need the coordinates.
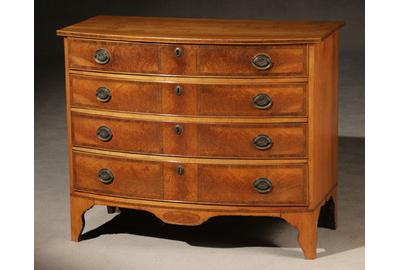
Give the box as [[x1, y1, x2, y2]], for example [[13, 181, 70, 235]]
[[196, 124, 306, 158], [68, 39, 306, 76], [72, 150, 307, 205], [70, 74, 307, 117], [197, 45, 307, 76], [197, 83, 306, 116], [71, 113, 307, 158], [70, 74, 162, 114], [73, 152, 163, 199], [71, 113, 163, 154], [198, 164, 307, 205], [69, 39, 159, 73]]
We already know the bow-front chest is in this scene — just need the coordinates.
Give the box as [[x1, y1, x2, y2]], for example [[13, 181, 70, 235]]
[[57, 16, 344, 259]]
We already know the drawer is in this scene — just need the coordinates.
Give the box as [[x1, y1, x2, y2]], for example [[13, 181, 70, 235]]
[[73, 150, 307, 205], [71, 113, 163, 154], [73, 152, 163, 199], [68, 39, 307, 76], [197, 45, 307, 76], [71, 112, 307, 158], [197, 83, 306, 116], [70, 74, 307, 117], [68, 39, 159, 73], [198, 164, 307, 205]]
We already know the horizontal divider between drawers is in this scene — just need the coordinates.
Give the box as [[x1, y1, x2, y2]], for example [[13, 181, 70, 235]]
[[69, 69, 309, 83], [73, 147, 308, 165], [70, 107, 308, 124]]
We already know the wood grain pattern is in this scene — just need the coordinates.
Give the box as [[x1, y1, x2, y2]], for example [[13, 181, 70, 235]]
[[161, 211, 202, 225], [58, 16, 343, 259], [163, 163, 198, 202], [307, 32, 339, 209], [70, 74, 162, 113], [72, 150, 307, 206], [197, 83, 307, 117], [68, 38, 307, 76], [57, 16, 344, 44], [198, 164, 307, 205], [73, 152, 163, 199], [71, 112, 307, 158], [71, 112, 162, 154], [196, 123, 307, 158], [197, 45, 307, 76], [160, 44, 197, 74], [70, 73, 307, 117], [68, 38, 159, 73]]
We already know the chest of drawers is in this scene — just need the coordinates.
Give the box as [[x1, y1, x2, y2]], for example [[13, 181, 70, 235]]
[[57, 16, 344, 259]]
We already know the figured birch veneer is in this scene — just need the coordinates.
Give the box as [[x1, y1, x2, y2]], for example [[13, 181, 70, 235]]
[[57, 16, 344, 259]]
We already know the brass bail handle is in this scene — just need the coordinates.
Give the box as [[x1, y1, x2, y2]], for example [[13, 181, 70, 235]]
[[253, 93, 272, 110], [94, 48, 110, 65], [96, 126, 113, 142], [253, 178, 273, 193], [252, 134, 273, 150], [96, 87, 112, 102], [252, 53, 273, 70], [98, 168, 114, 184]]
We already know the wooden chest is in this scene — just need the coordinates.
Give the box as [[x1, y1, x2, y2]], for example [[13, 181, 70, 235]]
[[57, 16, 344, 259]]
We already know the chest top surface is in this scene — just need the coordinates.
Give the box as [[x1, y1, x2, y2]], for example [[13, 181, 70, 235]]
[[57, 15, 344, 44]]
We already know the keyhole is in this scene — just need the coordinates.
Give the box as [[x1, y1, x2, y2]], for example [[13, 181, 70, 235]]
[[176, 165, 184, 176], [175, 85, 183, 96], [175, 124, 183, 135], [175, 47, 182, 57]]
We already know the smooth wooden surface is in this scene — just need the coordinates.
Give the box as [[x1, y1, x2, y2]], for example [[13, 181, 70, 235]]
[[74, 152, 163, 199], [68, 38, 307, 76], [70, 195, 94, 241], [73, 147, 307, 165], [71, 107, 308, 124], [57, 16, 344, 44], [73, 151, 307, 206], [69, 39, 159, 73], [70, 70, 309, 83], [73, 191, 285, 227], [198, 164, 307, 205], [70, 73, 307, 117], [71, 112, 307, 158], [70, 187, 336, 247], [59, 16, 342, 259], [197, 83, 307, 117], [197, 45, 307, 76], [307, 32, 339, 209], [281, 205, 320, 259], [64, 39, 77, 196]]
